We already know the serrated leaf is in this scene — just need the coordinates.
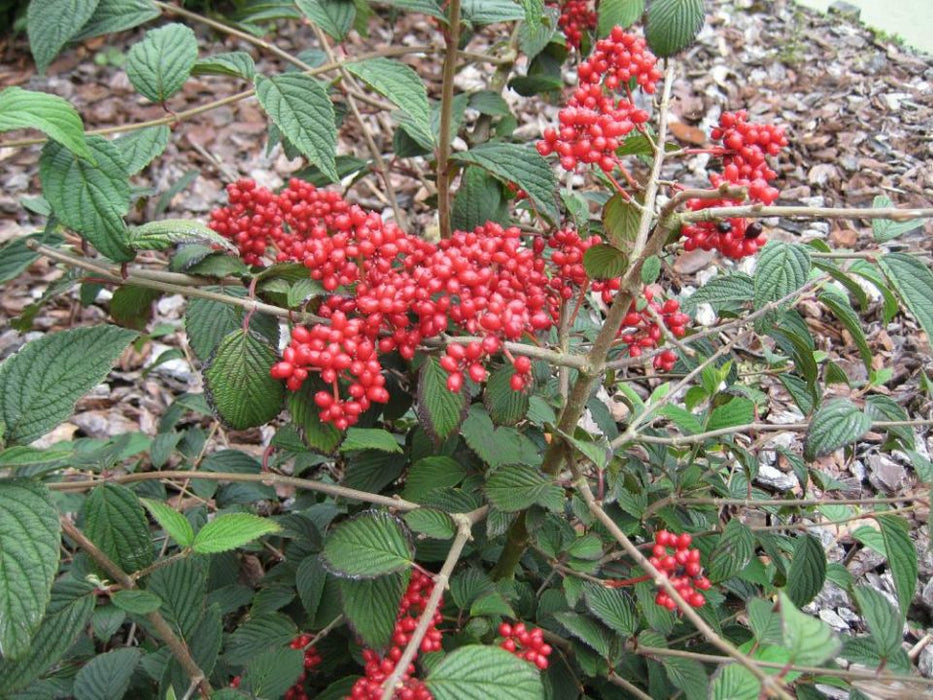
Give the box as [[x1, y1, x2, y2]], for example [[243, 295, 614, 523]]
[[130, 219, 235, 252], [140, 499, 194, 548], [582, 582, 636, 636], [706, 396, 754, 432], [0, 479, 60, 660], [288, 380, 342, 453], [109, 285, 159, 330], [185, 292, 278, 363], [754, 240, 811, 309], [553, 612, 612, 657], [0, 230, 63, 286], [485, 463, 563, 512], [193, 51, 256, 80], [126, 24, 198, 103], [710, 665, 759, 700], [82, 483, 153, 574], [0, 583, 94, 694], [347, 58, 433, 146], [27, 0, 100, 74], [401, 456, 466, 502], [380, 0, 446, 21], [804, 399, 871, 461], [452, 143, 558, 223], [645, 0, 704, 57], [865, 395, 914, 449], [707, 519, 753, 582], [461, 0, 526, 24], [203, 330, 284, 429], [665, 656, 708, 700], [780, 591, 841, 666], [425, 645, 543, 700], [339, 428, 402, 454], [242, 647, 303, 699], [748, 598, 782, 645], [39, 136, 132, 261], [114, 124, 170, 174], [871, 196, 926, 242], [602, 192, 640, 250], [110, 589, 163, 615], [518, 4, 557, 59], [322, 510, 414, 578], [850, 260, 900, 323], [295, 0, 355, 40], [192, 513, 281, 554], [583, 243, 628, 279], [683, 272, 754, 312], [785, 533, 826, 607], [877, 515, 917, 622], [224, 612, 297, 665], [853, 586, 901, 660], [0, 325, 137, 445], [73, 647, 140, 700], [878, 252, 933, 343], [640, 255, 661, 284], [338, 571, 407, 648], [147, 557, 206, 638], [483, 364, 528, 426], [417, 356, 468, 445], [819, 287, 872, 372], [72, 0, 159, 41], [404, 509, 456, 539], [0, 87, 91, 161], [452, 166, 508, 232], [598, 0, 643, 37], [255, 73, 337, 182]]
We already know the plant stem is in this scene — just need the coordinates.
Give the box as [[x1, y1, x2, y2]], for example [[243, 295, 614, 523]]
[[379, 507, 486, 700], [679, 204, 933, 224], [436, 0, 462, 240], [607, 672, 654, 700], [60, 519, 213, 698]]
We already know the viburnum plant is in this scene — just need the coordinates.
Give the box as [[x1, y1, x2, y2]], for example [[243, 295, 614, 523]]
[[0, 0, 932, 698]]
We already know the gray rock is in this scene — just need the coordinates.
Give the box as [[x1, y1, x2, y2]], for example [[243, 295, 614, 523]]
[[818, 608, 850, 631], [755, 464, 798, 491], [867, 453, 908, 493]]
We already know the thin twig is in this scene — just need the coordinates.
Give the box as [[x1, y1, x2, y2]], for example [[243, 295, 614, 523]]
[[379, 507, 487, 700], [61, 519, 213, 697], [608, 672, 654, 700], [678, 204, 933, 224], [436, 0, 462, 239]]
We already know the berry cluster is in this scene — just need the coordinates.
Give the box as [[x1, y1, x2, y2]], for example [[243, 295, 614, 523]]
[[229, 634, 321, 698], [649, 530, 711, 610], [537, 27, 657, 173], [556, 0, 596, 49], [681, 111, 788, 259], [348, 570, 441, 700], [498, 622, 552, 670]]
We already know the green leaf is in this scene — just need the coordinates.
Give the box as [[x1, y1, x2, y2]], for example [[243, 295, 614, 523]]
[[403, 509, 456, 539], [0, 583, 94, 694], [193, 51, 256, 80], [683, 272, 754, 313], [347, 58, 433, 146], [224, 612, 297, 665], [645, 0, 704, 57], [192, 513, 281, 554], [871, 196, 926, 242], [39, 136, 132, 261], [665, 656, 708, 700], [126, 24, 198, 103], [753, 240, 811, 309], [865, 395, 914, 449], [140, 498, 195, 548], [583, 243, 628, 279], [339, 428, 402, 454], [338, 572, 407, 648], [710, 665, 759, 700], [850, 260, 900, 323], [322, 510, 414, 578], [0, 325, 137, 445], [819, 287, 872, 372], [0, 230, 63, 285], [73, 647, 140, 700], [417, 356, 469, 445], [0, 87, 91, 161], [203, 330, 284, 429], [72, 0, 159, 41], [401, 456, 466, 502], [81, 483, 154, 574], [242, 647, 304, 699], [425, 645, 543, 700], [582, 581, 636, 636], [27, 0, 100, 74], [288, 380, 342, 453], [113, 124, 170, 174], [598, 0, 644, 37], [485, 463, 563, 512], [785, 533, 826, 607], [853, 586, 901, 660], [452, 167, 508, 232], [552, 612, 612, 657], [483, 364, 529, 426], [110, 589, 163, 615], [185, 292, 278, 363], [0, 479, 60, 660], [129, 218, 235, 252], [877, 515, 917, 621], [461, 0, 526, 24], [706, 396, 754, 432], [296, 555, 327, 618], [451, 143, 558, 223], [295, 0, 355, 40], [804, 399, 871, 461], [109, 285, 159, 330], [255, 73, 337, 182], [707, 519, 753, 582], [602, 192, 640, 251], [380, 0, 446, 21], [641, 255, 661, 285], [148, 557, 206, 638], [780, 591, 841, 666], [878, 252, 933, 343]]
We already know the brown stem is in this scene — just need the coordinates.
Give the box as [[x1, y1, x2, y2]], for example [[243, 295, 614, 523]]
[[60, 519, 212, 698], [436, 0, 462, 240], [678, 204, 933, 224]]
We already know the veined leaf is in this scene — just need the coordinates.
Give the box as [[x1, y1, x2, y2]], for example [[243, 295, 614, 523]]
[[347, 58, 433, 146], [871, 196, 926, 242], [193, 51, 256, 80], [321, 510, 414, 578], [72, 0, 159, 41], [425, 645, 543, 700], [73, 647, 140, 700], [203, 330, 284, 429], [598, 0, 644, 37], [113, 125, 170, 174], [877, 515, 917, 622], [129, 219, 236, 252], [785, 533, 826, 607], [81, 484, 153, 575], [27, 0, 100, 74], [754, 240, 811, 309], [485, 463, 563, 512], [192, 513, 282, 554], [416, 356, 468, 445], [645, 0, 704, 57], [0, 87, 92, 161], [126, 23, 198, 103], [878, 252, 933, 343], [295, 0, 355, 40], [338, 572, 408, 649], [140, 498, 195, 548], [804, 399, 871, 461], [780, 591, 841, 666]]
